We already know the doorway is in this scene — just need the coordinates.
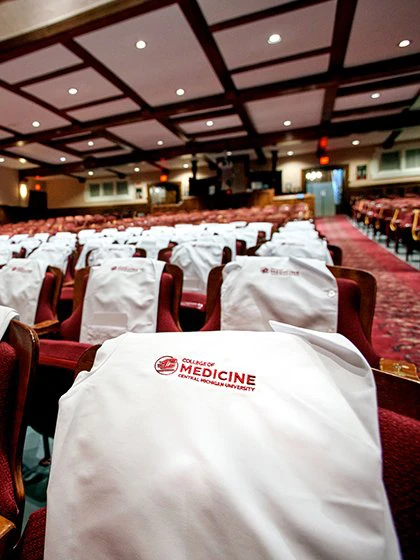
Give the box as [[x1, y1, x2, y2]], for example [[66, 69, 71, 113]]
[[302, 165, 348, 216]]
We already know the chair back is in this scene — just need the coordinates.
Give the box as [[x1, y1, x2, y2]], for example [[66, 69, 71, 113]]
[[0, 320, 38, 541], [34, 266, 63, 325]]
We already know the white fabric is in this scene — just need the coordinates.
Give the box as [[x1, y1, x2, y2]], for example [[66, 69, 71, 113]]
[[0, 305, 19, 339], [257, 239, 334, 265], [221, 256, 338, 332], [0, 234, 10, 241], [34, 233, 50, 242], [170, 241, 224, 294], [246, 222, 273, 240], [79, 258, 165, 344], [273, 229, 320, 241], [45, 330, 400, 560], [28, 244, 71, 273], [78, 229, 96, 243], [136, 235, 171, 259], [87, 244, 135, 266], [284, 220, 315, 230], [0, 259, 48, 325], [125, 226, 144, 235], [75, 238, 113, 270], [234, 227, 259, 249], [0, 246, 13, 266], [54, 232, 76, 239], [98, 227, 119, 237], [9, 234, 29, 243]]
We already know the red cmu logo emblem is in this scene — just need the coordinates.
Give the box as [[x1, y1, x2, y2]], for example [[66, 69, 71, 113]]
[[154, 356, 179, 375]]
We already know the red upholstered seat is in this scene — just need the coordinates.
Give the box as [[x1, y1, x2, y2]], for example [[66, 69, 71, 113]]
[[34, 272, 56, 323], [0, 342, 19, 523], [15, 507, 46, 560]]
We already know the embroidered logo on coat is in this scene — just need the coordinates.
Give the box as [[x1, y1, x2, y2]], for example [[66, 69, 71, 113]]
[[154, 356, 179, 375]]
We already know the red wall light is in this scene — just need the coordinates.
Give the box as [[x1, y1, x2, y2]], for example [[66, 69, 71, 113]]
[[319, 136, 328, 149], [160, 174, 168, 182], [34, 183, 42, 191], [319, 156, 330, 165]]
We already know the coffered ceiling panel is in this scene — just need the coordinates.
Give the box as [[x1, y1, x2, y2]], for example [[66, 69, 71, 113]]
[[214, 1, 336, 70], [345, 0, 420, 68], [334, 84, 420, 111], [108, 120, 184, 151], [246, 90, 325, 134], [328, 132, 390, 150], [233, 54, 330, 90], [196, 132, 247, 142], [0, 86, 70, 134], [397, 126, 420, 142], [180, 115, 242, 135], [197, 0, 289, 25], [7, 143, 82, 164], [22, 68, 124, 109], [331, 109, 407, 123], [76, 4, 224, 107], [0, 130, 13, 140], [0, 45, 82, 84], [67, 98, 140, 121], [66, 137, 117, 151]]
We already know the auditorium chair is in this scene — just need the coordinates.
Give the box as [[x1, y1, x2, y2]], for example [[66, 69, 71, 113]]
[[27, 263, 183, 453], [14, 343, 419, 560], [31, 267, 64, 337], [0, 320, 38, 558]]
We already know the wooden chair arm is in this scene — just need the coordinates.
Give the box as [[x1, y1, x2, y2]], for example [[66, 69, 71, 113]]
[[0, 515, 16, 556], [33, 319, 61, 337], [63, 279, 75, 288], [379, 358, 419, 382]]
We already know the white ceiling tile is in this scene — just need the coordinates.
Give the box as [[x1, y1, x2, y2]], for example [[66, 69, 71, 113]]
[[66, 138, 116, 151], [334, 84, 420, 111], [7, 143, 82, 164], [107, 120, 184, 150], [181, 115, 242, 134], [76, 5, 224, 107], [214, 1, 336, 69], [197, 0, 289, 25], [246, 90, 325, 133], [67, 98, 140, 121], [0, 45, 82, 84], [233, 54, 330, 89], [22, 68, 124, 109], [345, 0, 420, 68], [0, 86, 70, 134]]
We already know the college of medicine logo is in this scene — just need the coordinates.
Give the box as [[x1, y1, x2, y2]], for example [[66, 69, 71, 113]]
[[154, 356, 179, 375], [260, 267, 269, 274]]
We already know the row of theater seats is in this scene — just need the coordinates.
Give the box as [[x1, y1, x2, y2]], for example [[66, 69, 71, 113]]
[[352, 195, 420, 259], [0, 203, 310, 237], [0, 218, 418, 559]]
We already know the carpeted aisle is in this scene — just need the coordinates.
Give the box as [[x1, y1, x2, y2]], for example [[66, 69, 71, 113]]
[[316, 215, 419, 368]]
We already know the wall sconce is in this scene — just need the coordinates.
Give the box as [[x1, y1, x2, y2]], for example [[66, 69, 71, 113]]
[[19, 183, 28, 198]]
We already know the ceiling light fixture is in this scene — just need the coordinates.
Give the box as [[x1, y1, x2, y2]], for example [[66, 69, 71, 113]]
[[32, 120, 40, 128], [87, 140, 94, 146], [134, 167, 140, 172], [267, 34, 281, 45], [183, 163, 189, 169], [371, 92, 381, 99], [0, 157, 4, 163], [283, 120, 292, 127], [157, 140, 164, 146], [206, 120, 214, 127], [287, 151, 294, 156], [60, 156, 67, 162], [19, 158, 27, 164], [352, 140, 360, 146], [227, 151, 232, 156], [135, 40, 147, 49], [68, 87, 78, 95], [88, 171, 94, 176], [398, 39, 411, 48], [176, 88, 185, 96]]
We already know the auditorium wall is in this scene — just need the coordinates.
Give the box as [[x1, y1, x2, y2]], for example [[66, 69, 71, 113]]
[[0, 167, 19, 205]]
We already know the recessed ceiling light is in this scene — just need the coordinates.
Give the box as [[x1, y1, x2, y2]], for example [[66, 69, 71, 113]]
[[135, 40, 147, 50], [32, 120, 40, 128], [88, 140, 94, 146], [60, 156, 67, 162], [283, 120, 292, 127], [0, 157, 5, 163], [176, 88, 185, 96], [267, 33, 281, 45], [183, 163, 189, 169], [206, 120, 214, 127], [398, 39, 411, 48], [287, 151, 294, 156], [68, 87, 78, 95], [352, 140, 360, 146], [227, 151, 232, 156], [371, 92, 381, 99], [134, 167, 140, 172], [157, 140, 164, 146], [88, 171, 94, 176], [19, 158, 27, 164]]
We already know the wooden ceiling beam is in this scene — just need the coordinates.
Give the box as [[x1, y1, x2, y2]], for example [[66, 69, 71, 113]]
[[63, 93, 127, 113], [21, 110, 420, 178], [172, 108, 236, 124], [337, 72, 420, 97], [14, 62, 89, 88], [209, 0, 330, 33], [332, 99, 412, 119]]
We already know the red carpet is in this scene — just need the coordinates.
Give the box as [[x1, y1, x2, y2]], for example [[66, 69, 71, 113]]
[[316, 215, 419, 368]]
